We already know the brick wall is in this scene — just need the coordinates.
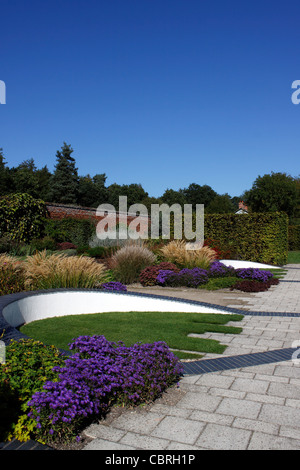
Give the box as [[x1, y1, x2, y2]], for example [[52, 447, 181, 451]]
[[46, 203, 150, 234]]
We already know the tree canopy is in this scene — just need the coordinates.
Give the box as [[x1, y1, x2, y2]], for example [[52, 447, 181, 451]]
[[243, 172, 298, 218], [2, 144, 299, 220]]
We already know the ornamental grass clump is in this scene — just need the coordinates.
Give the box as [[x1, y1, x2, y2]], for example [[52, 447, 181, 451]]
[[160, 240, 217, 269], [24, 250, 107, 289], [111, 242, 156, 284], [28, 335, 183, 444], [0, 254, 26, 295]]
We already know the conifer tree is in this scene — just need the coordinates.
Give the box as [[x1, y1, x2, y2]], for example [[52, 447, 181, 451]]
[[48, 142, 78, 204]]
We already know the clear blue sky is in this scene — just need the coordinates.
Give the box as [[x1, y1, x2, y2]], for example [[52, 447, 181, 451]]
[[0, 0, 299, 199]]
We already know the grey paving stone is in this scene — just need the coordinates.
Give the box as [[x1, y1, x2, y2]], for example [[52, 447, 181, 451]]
[[246, 392, 285, 405], [110, 411, 163, 434], [259, 403, 300, 427], [248, 431, 300, 450], [230, 377, 270, 394], [83, 439, 136, 450], [280, 426, 300, 441], [216, 397, 262, 419], [286, 398, 300, 409], [267, 382, 300, 400], [151, 416, 205, 445], [176, 391, 222, 412], [232, 417, 279, 435], [274, 364, 300, 379], [148, 403, 192, 419], [83, 423, 125, 441], [209, 387, 246, 400], [189, 409, 234, 426], [120, 432, 169, 450], [195, 423, 251, 450], [195, 374, 235, 389]]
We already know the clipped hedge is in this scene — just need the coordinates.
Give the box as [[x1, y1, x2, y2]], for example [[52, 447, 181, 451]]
[[170, 212, 288, 266]]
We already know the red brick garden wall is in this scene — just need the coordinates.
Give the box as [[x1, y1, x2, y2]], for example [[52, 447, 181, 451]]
[[46, 203, 150, 233]]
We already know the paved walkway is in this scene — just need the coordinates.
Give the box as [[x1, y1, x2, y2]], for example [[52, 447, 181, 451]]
[[82, 264, 300, 450]]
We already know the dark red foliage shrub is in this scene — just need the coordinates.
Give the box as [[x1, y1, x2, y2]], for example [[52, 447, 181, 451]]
[[139, 262, 179, 286], [203, 238, 232, 259], [56, 242, 77, 250], [231, 278, 279, 292]]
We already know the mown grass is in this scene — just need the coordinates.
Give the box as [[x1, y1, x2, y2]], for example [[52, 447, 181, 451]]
[[20, 311, 244, 360], [288, 251, 300, 264]]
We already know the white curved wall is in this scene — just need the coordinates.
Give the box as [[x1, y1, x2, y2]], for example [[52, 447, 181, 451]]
[[219, 259, 282, 270], [2, 291, 230, 328]]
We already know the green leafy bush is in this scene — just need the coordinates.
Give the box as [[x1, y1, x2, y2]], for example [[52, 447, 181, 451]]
[[0, 193, 48, 243], [30, 236, 57, 252], [44, 218, 95, 246], [199, 276, 239, 290], [0, 339, 65, 442], [85, 246, 117, 259]]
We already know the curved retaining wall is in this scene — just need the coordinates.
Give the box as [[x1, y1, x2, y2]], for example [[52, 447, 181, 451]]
[[0, 289, 236, 345]]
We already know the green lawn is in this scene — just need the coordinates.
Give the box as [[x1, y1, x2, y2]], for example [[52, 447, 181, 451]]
[[20, 311, 244, 360], [288, 251, 300, 264]]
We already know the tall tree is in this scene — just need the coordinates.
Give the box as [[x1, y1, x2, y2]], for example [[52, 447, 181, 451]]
[[48, 143, 78, 204], [9, 158, 40, 198], [161, 188, 187, 207], [107, 183, 148, 208], [243, 172, 298, 218], [180, 183, 217, 209], [0, 148, 13, 195], [206, 193, 236, 213], [77, 173, 108, 207]]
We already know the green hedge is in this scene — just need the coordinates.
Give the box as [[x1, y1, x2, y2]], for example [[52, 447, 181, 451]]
[[43, 218, 95, 246], [288, 225, 300, 251], [170, 212, 288, 266]]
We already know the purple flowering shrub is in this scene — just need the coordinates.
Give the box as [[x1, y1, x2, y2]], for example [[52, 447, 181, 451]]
[[99, 281, 127, 292], [157, 268, 209, 288], [235, 268, 273, 282], [154, 262, 278, 292], [28, 335, 183, 444], [207, 261, 236, 278], [139, 262, 179, 286]]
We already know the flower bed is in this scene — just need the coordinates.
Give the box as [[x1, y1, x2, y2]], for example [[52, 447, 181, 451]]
[[1, 335, 183, 446], [139, 260, 279, 292], [27, 335, 183, 445]]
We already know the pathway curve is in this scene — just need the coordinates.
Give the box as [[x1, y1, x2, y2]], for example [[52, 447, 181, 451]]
[[82, 264, 300, 450]]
